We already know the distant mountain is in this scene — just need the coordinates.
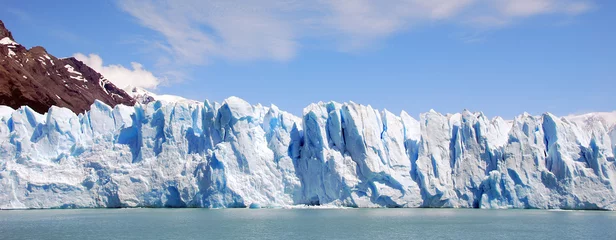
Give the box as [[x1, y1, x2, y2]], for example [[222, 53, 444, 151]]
[[124, 85, 199, 105], [0, 20, 134, 113]]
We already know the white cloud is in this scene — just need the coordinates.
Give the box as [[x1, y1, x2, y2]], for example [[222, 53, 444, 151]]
[[478, 0, 595, 25], [73, 53, 160, 89], [563, 1, 594, 14], [118, 0, 298, 64], [118, 0, 595, 63], [496, 0, 554, 17]]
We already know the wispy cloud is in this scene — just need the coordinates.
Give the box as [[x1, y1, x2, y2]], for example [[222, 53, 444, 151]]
[[466, 0, 595, 27], [118, 0, 299, 64], [4, 8, 33, 22], [73, 53, 160, 89], [118, 0, 595, 64]]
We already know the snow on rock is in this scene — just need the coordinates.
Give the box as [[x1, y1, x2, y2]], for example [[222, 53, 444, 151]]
[[99, 77, 110, 94], [124, 86, 199, 105], [64, 64, 86, 82], [0, 37, 18, 46], [64, 64, 81, 75], [0, 99, 614, 210], [7, 48, 16, 58]]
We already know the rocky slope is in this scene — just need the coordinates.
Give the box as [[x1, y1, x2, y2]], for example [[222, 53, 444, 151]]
[[0, 20, 134, 114]]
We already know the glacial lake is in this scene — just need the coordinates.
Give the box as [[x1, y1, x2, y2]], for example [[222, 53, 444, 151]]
[[1, 208, 615, 239]]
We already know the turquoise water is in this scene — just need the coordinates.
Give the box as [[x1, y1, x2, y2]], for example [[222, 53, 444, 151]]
[[1, 208, 615, 239]]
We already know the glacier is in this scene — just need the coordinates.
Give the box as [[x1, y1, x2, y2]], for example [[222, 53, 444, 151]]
[[0, 97, 615, 210]]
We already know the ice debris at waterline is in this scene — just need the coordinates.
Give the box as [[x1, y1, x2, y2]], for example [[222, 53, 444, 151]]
[[0, 98, 615, 210]]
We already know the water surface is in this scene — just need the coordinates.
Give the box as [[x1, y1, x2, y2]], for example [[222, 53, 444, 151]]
[[1, 208, 615, 239]]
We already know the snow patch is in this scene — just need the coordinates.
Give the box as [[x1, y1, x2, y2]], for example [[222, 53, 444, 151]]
[[70, 75, 86, 82], [99, 78, 109, 94], [565, 111, 616, 130], [7, 48, 16, 58], [0, 37, 18, 45], [124, 85, 198, 104], [64, 65, 87, 82]]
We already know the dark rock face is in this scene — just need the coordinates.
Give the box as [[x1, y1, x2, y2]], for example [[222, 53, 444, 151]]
[[0, 20, 135, 114], [0, 21, 13, 40]]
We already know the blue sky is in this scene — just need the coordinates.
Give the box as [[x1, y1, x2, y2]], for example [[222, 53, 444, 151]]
[[2, 0, 614, 118]]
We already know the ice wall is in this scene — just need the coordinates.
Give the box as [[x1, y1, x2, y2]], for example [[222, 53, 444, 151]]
[[0, 98, 614, 210]]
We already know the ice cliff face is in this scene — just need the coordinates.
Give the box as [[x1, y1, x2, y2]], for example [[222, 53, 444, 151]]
[[0, 98, 615, 210]]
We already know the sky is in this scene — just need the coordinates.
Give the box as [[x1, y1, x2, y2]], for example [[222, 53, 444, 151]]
[[1, 0, 614, 119]]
